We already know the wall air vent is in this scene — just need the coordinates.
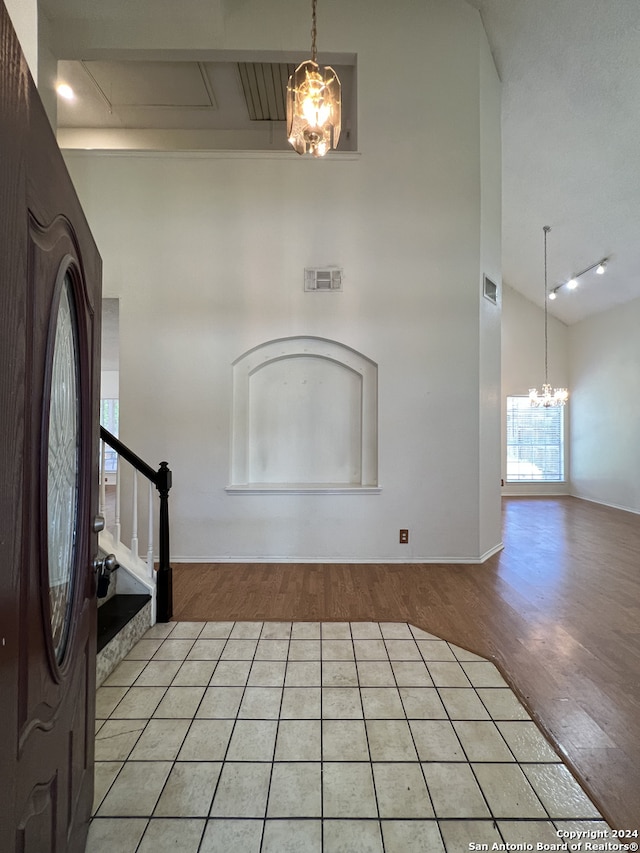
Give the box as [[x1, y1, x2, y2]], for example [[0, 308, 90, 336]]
[[483, 274, 498, 304], [304, 268, 343, 292]]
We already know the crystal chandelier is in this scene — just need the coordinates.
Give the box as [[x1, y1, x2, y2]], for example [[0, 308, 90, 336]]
[[529, 226, 569, 408], [286, 0, 341, 158]]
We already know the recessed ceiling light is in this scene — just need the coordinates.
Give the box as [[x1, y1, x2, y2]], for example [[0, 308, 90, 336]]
[[56, 83, 75, 100]]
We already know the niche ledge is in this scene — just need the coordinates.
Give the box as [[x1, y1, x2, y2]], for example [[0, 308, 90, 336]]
[[226, 484, 381, 495]]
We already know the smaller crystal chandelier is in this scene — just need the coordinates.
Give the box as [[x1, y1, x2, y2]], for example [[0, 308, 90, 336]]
[[286, 0, 341, 158], [529, 226, 569, 408]]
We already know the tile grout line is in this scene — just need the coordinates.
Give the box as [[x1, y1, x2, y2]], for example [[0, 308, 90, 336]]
[[349, 621, 383, 850], [442, 637, 555, 833], [259, 620, 293, 852], [319, 622, 325, 853], [94, 622, 182, 821], [132, 631, 168, 851], [402, 623, 447, 852], [93, 623, 170, 833], [420, 631, 509, 834], [151, 620, 210, 853], [208, 621, 265, 831], [136, 621, 207, 851], [431, 637, 505, 843], [439, 636, 512, 843], [184, 620, 249, 852]]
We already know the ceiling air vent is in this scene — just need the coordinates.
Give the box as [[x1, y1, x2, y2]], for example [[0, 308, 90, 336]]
[[237, 62, 293, 121], [304, 268, 343, 292]]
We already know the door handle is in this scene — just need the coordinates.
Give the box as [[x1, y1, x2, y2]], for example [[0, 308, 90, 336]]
[[93, 553, 118, 574], [93, 553, 118, 598]]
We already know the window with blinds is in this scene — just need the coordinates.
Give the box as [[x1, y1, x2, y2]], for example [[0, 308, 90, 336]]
[[100, 398, 119, 473], [506, 396, 565, 482]]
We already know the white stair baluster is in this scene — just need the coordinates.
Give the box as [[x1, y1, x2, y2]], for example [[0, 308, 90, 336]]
[[131, 469, 139, 558], [114, 453, 121, 544], [147, 481, 154, 577]]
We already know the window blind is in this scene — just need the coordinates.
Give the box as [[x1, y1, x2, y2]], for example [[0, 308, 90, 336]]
[[506, 396, 564, 482]]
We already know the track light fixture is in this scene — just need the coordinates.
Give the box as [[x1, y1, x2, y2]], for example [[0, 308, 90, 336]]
[[549, 256, 609, 299]]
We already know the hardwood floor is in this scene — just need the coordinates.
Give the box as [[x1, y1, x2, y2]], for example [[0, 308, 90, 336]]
[[172, 496, 640, 830]]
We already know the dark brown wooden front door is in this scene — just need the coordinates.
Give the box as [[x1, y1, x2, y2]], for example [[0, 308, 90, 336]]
[[0, 5, 102, 852]]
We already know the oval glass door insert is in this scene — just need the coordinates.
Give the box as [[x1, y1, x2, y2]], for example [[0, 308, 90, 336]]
[[46, 273, 81, 664]]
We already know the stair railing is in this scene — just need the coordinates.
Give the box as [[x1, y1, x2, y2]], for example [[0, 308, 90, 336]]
[[99, 426, 173, 622]]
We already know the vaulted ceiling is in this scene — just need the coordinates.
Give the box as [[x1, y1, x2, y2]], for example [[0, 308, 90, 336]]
[[43, 0, 640, 325], [468, 0, 640, 325]]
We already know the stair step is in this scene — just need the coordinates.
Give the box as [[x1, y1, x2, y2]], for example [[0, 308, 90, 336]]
[[97, 593, 151, 653]]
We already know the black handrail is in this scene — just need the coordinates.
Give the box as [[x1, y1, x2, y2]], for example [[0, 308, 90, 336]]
[[100, 426, 173, 622]]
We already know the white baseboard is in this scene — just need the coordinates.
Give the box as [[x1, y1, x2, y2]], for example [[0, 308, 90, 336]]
[[479, 541, 504, 561], [170, 549, 504, 565], [570, 493, 640, 516]]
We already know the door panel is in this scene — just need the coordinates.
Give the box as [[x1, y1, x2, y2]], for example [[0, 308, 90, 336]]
[[0, 4, 102, 852]]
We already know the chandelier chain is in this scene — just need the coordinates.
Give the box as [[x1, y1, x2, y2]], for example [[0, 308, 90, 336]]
[[311, 0, 318, 62], [544, 225, 550, 386], [529, 225, 567, 406]]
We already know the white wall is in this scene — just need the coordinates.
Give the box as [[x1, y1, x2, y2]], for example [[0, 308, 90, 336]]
[[501, 284, 570, 495], [101, 370, 119, 400], [569, 296, 640, 513], [478, 28, 502, 557], [63, 0, 502, 562]]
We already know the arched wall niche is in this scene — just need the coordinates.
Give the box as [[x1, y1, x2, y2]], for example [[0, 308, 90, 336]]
[[228, 336, 379, 492]]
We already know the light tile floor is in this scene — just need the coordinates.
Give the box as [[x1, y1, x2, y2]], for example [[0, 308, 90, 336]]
[[88, 621, 610, 853]]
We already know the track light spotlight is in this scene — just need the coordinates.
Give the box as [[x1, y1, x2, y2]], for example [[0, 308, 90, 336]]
[[56, 83, 75, 100]]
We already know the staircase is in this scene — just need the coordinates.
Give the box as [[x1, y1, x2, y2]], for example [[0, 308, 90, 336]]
[[96, 429, 173, 686], [96, 558, 151, 686]]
